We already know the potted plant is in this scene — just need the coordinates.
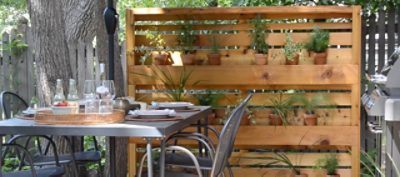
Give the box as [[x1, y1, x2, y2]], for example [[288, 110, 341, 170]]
[[207, 36, 222, 65], [265, 152, 308, 177], [268, 93, 293, 126], [179, 22, 197, 65], [315, 155, 339, 177], [305, 26, 330, 65], [292, 94, 329, 126], [194, 90, 223, 123], [284, 34, 303, 65], [145, 31, 173, 65], [250, 14, 269, 65]]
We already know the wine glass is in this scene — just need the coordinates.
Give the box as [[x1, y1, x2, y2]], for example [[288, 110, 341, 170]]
[[96, 80, 115, 100]]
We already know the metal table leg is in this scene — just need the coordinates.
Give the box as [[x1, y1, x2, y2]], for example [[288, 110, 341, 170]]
[[146, 138, 153, 177], [159, 139, 166, 177], [197, 120, 203, 157], [110, 137, 116, 177]]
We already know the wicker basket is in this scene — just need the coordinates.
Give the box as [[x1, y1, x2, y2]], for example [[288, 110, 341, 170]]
[[35, 110, 125, 125]]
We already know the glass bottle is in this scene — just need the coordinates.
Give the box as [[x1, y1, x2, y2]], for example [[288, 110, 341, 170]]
[[53, 79, 65, 104], [67, 79, 79, 101]]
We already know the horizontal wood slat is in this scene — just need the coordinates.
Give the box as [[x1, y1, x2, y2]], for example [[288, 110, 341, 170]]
[[129, 65, 359, 86], [135, 23, 353, 31], [231, 168, 351, 177], [135, 32, 352, 47]]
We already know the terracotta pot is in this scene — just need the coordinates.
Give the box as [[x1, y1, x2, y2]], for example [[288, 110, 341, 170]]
[[153, 53, 171, 65], [254, 53, 268, 65], [181, 53, 196, 65], [295, 174, 308, 177], [304, 113, 318, 126], [326, 175, 340, 177], [268, 114, 283, 126], [285, 53, 300, 65], [207, 53, 222, 65], [311, 51, 328, 65]]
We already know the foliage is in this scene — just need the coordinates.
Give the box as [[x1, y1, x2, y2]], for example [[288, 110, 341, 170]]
[[178, 22, 197, 54], [210, 36, 220, 54], [291, 93, 329, 114], [283, 33, 303, 61], [2, 34, 28, 57], [249, 14, 269, 54], [135, 66, 201, 101], [264, 152, 301, 175], [305, 26, 329, 53], [268, 92, 294, 125], [145, 30, 166, 53], [360, 149, 400, 177], [315, 155, 339, 175], [194, 90, 223, 107], [0, 0, 27, 35]]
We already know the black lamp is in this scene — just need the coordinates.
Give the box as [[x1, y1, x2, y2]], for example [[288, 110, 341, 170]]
[[103, 0, 118, 80]]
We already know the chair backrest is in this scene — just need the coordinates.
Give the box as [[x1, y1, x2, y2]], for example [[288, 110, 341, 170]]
[[0, 91, 28, 119], [210, 93, 253, 177]]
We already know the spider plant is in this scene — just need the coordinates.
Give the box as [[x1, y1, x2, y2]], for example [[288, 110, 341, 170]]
[[135, 66, 201, 101], [264, 152, 302, 176], [268, 92, 294, 126]]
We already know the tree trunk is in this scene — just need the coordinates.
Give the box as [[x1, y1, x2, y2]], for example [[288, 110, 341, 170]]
[[96, 1, 128, 177]]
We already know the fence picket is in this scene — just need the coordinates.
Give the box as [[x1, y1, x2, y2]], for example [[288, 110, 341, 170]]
[[377, 7, 386, 72]]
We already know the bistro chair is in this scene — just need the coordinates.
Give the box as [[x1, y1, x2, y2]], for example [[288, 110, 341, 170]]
[[0, 91, 102, 175], [137, 93, 253, 177], [1, 143, 65, 177]]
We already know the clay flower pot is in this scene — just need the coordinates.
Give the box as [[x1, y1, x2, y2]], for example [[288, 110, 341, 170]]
[[207, 53, 222, 65], [153, 53, 171, 65], [207, 112, 216, 124], [304, 113, 318, 126], [254, 53, 268, 65], [311, 51, 328, 65], [181, 53, 196, 65], [268, 113, 283, 126], [285, 53, 300, 65], [195, 59, 205, 65], [295, 174, 308, 177]]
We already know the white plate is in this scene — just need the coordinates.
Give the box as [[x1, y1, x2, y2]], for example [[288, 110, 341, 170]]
[[22, 108, 51, 115], [157, 102, 193, 108], [129, 109, 176, 118]]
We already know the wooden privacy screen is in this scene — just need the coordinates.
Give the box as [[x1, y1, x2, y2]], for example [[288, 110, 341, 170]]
[[126, 6, 361, 177]]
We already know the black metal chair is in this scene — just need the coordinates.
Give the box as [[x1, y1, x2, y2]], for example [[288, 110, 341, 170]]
[[0, 91, 102, 175], [1, 143, 65, 177], [137, 93, 253, 177]]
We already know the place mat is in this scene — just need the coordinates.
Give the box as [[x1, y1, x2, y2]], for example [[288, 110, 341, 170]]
[[125, 115, 184, 122], [174, 108, 201, 112], [15, 114, 35, 120]]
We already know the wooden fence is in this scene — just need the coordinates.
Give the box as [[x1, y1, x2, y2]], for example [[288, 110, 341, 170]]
[[126, 6, 361, 177]]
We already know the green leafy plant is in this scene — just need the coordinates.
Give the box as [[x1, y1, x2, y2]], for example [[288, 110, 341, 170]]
[[315, 155, 339, 175], [265, 152, 301, 175], [283, 33, 302, 61], [2, 34, 28, 57], [135, 66, 201, 101], [145, 30, 166, 53], [268, 92, 294, 125], [178, 22, 197, 54], [194, 90, 223, 107], [249, 14, 269, 54], [305, 26, 329, 53], [291, 93, 329, 114]]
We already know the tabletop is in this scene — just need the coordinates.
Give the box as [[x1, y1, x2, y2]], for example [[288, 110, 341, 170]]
[[0, 106, 211, 138]]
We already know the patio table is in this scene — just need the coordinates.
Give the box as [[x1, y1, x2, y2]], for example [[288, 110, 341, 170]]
[[0, 106, 211, 177]]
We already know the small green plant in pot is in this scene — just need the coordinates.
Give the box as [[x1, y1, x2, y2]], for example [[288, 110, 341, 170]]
[[292, 94, 329, 126], [315, 155, 339, 177], [284, 33, 303, 65], [194, 90, 223, 123], [145, 30, 173, 65], [179, 22, 197, 65], [207, 36, 222, 65], [265, 152, 308, 177], [305, 26, 330, 65], [250, 14, 269, 65], [268, 93, 293, 126]]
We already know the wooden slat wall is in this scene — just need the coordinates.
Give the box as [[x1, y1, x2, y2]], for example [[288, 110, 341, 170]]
[[126, 6, 361, 177]]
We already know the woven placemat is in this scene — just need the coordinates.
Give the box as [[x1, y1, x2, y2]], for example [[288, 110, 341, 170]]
[[125, 115, 184, 122]]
